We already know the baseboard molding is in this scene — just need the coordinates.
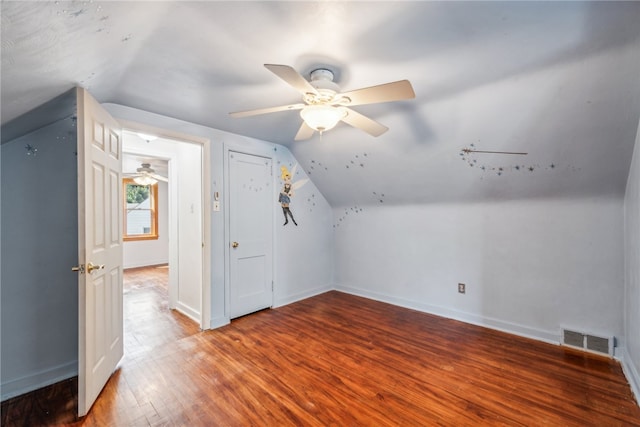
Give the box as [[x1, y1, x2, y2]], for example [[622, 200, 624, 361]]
[[273, 284, 334, 308], [209, 315, 230, 330], [175, 301, 201, 324], [335, 285, 559, 345], [123, 261, 169, 270], [1, 361, 77, 402], [621, 348, 640, 406]]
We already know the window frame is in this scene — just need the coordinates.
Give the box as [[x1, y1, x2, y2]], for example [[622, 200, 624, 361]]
[[123, 178, 159, 242]]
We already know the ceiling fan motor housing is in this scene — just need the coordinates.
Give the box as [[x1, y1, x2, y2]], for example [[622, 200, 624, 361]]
[[137, 163, 155, 173], [306, 68, 341, 104]]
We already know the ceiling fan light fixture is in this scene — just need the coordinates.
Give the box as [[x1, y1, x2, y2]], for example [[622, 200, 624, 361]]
[[133, 175, 158, 186], [300, 105, 346, 133]]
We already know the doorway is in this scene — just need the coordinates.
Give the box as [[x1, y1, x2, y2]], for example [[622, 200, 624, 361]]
[[122, 130, 205, 327]]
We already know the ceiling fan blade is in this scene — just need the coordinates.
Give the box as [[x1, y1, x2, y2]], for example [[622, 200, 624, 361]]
[[149, 173, 168, 183], [338, 80, 415, 107], [264, 64, 319, 97], [229, 103, 305, 118], [294, 122, 315, 141], [341, 107, 388, 137]]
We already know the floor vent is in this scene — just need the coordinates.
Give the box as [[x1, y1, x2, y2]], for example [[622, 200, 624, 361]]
[[562, 329, 614, 357]]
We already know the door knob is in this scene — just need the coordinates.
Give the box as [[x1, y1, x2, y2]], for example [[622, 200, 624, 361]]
[[86, 262, 105, 274], [232, 241, 239, 248]]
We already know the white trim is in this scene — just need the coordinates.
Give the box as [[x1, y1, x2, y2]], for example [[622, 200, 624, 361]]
[[175, 302, 201, 324], [1, 361, 77, 401], [209, 316, 231, 330], [335, 284, 559, 345], [273, 284, 334, 308], [123, 259, 170, 270], [621, 348, 640, 406]]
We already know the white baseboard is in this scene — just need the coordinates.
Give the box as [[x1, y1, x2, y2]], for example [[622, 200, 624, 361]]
[[123, 260, 169, 270], [621, 348, 640, 406], [1, 361, 77, 402], [335, 285, 560, 345], [273, 284, 333, 308], [209, 315, 230, 330], [175, 301, 201, 324]]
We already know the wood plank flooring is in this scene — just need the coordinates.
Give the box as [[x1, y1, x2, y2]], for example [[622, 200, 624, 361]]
[[122, 265, 200, 360], [2, 266, 639, 426]]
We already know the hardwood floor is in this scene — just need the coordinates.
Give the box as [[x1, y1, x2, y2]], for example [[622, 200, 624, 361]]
[[1, 265, 199, 426], [2, 270, 639, 426], [122, 265, 200, 360]]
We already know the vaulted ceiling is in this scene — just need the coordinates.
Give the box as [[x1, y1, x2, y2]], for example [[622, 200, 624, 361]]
[[2, 1, 640, 205]]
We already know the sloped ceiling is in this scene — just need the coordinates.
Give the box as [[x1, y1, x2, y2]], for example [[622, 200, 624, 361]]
[[2, 1, 640, 205]]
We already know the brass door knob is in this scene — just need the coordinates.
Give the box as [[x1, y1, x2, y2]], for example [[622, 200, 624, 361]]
[[86, 262, 105, 274], [232, 241, 239, 248]]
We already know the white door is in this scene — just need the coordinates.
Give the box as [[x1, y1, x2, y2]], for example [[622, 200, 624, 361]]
[[76, 88, 123, 416], [229, 151, 273, 319]]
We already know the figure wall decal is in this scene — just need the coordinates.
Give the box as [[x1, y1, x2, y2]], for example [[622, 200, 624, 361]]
[[279, 164, 308, 226]]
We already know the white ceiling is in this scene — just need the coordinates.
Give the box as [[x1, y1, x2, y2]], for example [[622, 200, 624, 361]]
[[2, 1, 640, 205]]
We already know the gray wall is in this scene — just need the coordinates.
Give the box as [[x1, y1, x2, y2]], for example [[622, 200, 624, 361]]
[[624, 119, 640, 400], [1, 112, 79, 400], [334, 197, 624, 345]]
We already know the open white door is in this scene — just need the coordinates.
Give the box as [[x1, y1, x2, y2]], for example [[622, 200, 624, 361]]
[[76, 88, 123, 416], [228, 151, 273, 319]]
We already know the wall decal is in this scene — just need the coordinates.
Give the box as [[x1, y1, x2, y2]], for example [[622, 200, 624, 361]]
[[241, 160, 270, 195], [25, 144, 37, 157], [372, 191, 386, 204], [279, 164, 308, 226], [462, 147, 528, 156], [69, 8, 87, 18], [345, 152, 369, 169], [334, 205, 364, 228], [306, 193, 318, 213], [308, 159, 328, 175], [460, 144, 564, 177]]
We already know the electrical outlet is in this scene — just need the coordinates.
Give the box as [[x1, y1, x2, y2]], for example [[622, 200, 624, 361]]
[[458, 283, 466, 294]]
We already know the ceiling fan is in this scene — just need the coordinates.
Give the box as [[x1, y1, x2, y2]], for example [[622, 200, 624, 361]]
[[124, 163, 168, 185], [229, 64, 416, 141]]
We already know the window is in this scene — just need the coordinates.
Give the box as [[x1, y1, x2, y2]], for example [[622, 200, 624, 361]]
[[123, 178, 158, 241]]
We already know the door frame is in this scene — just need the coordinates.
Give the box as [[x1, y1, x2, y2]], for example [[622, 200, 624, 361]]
[[223, 144, 276, 319], [119, 119, 211, 330]]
